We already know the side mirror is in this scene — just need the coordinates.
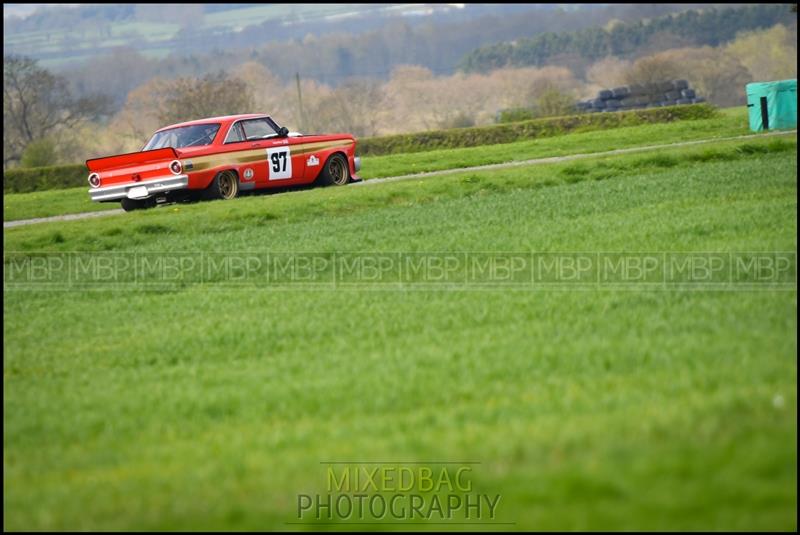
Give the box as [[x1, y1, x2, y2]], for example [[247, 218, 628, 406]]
[[278, 126, 289, 137]]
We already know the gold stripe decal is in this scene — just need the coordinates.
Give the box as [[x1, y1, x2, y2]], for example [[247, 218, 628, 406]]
[[185, 140, 353, 172]]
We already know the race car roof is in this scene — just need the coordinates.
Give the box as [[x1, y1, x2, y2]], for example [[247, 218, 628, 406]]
[[157, 114, 270, 132]]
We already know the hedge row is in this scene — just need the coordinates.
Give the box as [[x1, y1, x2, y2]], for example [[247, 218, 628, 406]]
[[357, 103, 718, 156], [4, 104, 717, 194], [4, 163, 87, 194]]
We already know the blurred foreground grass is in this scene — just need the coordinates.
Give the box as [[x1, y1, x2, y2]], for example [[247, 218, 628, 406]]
[[3, 134, 797, 530]]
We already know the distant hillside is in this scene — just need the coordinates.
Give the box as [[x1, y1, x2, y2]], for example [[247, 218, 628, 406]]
[[2, 4, 569, 68], [5, 4, 702, 74], [458, 4, 796, 73]]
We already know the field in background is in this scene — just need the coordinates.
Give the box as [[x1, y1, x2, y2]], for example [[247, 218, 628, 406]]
[[5, 4, 382, 68], [4, 120, 797, 530]]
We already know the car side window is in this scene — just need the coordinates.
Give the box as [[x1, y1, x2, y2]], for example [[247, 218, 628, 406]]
[[224, 123, 245, 144], [241, 119, 278, 141]]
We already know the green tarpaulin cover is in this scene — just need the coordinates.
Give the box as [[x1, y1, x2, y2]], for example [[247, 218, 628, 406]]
[[746, 79, 797, 132]]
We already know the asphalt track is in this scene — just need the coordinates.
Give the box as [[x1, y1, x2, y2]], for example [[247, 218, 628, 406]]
[[4, 129, 796, 229]]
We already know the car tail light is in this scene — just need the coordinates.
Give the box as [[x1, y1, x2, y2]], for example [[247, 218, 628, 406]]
[[88, 173, 100, 188], [170, 160, 182, 175]]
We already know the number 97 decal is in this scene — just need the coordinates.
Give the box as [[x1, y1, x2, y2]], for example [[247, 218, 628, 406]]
[[267, 147, 292, 180]]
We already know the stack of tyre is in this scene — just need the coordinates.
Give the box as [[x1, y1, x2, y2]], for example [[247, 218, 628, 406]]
[[575, 80, 706, 113]]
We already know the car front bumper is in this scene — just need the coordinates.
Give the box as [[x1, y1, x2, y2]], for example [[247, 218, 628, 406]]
[[89, 175, 189, 202]]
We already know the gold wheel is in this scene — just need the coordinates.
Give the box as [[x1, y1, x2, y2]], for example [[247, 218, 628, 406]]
[[218, 171, 238, 200], [329, 155, 349, 186]]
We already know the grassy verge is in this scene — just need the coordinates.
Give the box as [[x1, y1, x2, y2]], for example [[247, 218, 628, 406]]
[[359, 106, 758, 179], [4, 136, 796, 530], [358, 104, 718, 156], [3, 186, 118, 222], [2, 107, 772, 222], [4, 136, 795, 245]]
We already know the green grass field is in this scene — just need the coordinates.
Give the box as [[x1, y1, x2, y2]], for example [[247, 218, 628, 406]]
[[1, 107, 771, 222], [3, 129, 797, 529]]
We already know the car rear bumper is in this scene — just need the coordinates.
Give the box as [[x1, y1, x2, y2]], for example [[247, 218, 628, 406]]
[[89, 175, 189, 202]]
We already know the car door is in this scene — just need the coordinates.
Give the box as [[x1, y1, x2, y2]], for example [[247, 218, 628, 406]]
[[219, 121, 267, 189], [239, 118, 305, 187]]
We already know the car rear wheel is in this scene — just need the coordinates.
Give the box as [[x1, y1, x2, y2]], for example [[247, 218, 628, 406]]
[[318, 154, 350, 186], [206, 170, 239, 200]]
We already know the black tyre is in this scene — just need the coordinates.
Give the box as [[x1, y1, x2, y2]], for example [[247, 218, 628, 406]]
[[611, 86, 630, 98], [644, 82, 659, 95], [121, 198, 143, 212], [120, 197, 155, 212], [205, 170, 239, 200], [317, 153, 350, 186]]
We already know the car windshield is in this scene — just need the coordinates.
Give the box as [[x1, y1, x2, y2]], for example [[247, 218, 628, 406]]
[[143, 123, 221, 151]]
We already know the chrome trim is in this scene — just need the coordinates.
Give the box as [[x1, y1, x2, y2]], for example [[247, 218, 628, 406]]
[[88, 174, 189, 202], [354, 156, 361, 172]]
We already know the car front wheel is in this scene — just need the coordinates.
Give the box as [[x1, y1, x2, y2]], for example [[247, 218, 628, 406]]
[[318, 154, 350, 186]]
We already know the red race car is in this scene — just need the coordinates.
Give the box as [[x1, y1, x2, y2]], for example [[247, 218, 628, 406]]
[[87, 114, 361, 211]]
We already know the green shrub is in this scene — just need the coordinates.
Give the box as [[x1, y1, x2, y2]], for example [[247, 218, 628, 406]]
[[20, 139, 59, 168], [359, 104, 718, 156], [496, 107, 537, 123], [537, 87, 576, 118], [4, 164, 87, 193]]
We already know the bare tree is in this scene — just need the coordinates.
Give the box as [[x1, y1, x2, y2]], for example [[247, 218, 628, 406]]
[[725, 24, 797, 82], [4, 55, 110, 168], [657, 47, 753, 107], [300, 78, 379, 137], [586, 56, 631, 89], [623, 56, 681, 86], [157, 71, 254, 125]]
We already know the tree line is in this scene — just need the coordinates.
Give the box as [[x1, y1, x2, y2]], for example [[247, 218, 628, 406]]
[[56, 4, 699, 114], [458, 4, 796, 73]]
